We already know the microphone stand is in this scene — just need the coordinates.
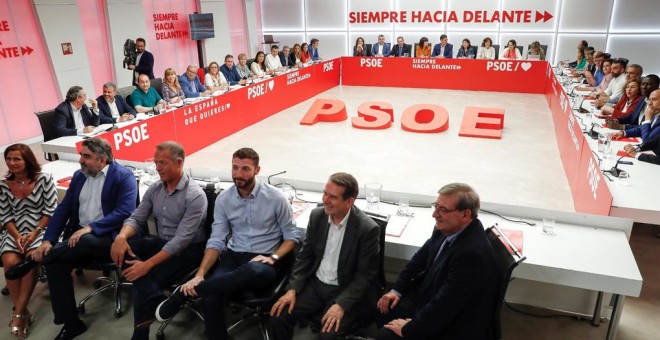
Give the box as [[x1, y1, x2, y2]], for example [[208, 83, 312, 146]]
[[267, 170, 286, 185]]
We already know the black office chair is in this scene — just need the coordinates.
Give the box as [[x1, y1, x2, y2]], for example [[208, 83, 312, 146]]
[[77, 177, 142, 318], [516, 45, 524, 57], [365, 44, 373, 56], [155, 183, 221, 340], [247, 58, 255, 71], [224, 254, 296, 340], [492, 45, 500, 60], [126, 94, 133, 108], [34, 109, 58, 161], [486, 224, 526, 340], [150, 78, 163, 98]]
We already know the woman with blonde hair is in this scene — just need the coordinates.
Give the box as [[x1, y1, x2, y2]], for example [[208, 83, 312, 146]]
[[235, 53, 255, 79], [527, 41, 545, 60], [161, 67, 185, 103]]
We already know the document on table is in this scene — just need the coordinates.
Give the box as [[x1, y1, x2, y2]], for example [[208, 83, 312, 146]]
[[80, 124, 114, 137], [385, 215, 413, 237]]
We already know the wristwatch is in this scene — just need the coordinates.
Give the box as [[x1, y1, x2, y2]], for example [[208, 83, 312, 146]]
[[271, 254, 280, 262]]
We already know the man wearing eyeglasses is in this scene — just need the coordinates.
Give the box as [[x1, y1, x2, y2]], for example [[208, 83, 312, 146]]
[[179, 65, 210, 98], [375, 183, 498, 340]]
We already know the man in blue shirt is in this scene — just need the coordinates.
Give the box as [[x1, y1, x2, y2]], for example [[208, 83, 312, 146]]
[[179, 65, 210, 98], [155, 147, 301, 340], [220, 54, 247, 86]]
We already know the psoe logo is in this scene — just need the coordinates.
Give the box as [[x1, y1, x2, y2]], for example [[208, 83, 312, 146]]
[[247, 80, 275, 99], [485, 61, 532, 72], [360, 58, 382, 68], [324, 61, 334, 72]]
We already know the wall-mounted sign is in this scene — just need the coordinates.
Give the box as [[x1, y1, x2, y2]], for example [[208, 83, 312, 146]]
[[61, 42, 72, 55], [153, 12, 189, 40], [349, 10, 553, 24]]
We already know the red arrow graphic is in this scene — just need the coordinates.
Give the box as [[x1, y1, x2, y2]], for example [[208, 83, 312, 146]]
[[20, 46, 33, 55]]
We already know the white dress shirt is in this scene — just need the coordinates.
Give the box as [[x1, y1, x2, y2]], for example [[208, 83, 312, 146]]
[[315, 211, 350, 285], [605, 74, 626, 99], [78, 164, 109, 227], [108, 99, 120, 119], [265, 53, 282, 71]]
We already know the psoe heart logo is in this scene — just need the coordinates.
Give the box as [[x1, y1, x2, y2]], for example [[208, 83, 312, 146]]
[[247, 80, 275, 100], [485, 61, 532, 72]]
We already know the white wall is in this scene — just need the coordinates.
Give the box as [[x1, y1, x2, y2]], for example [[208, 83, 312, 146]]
[[261, 0, 660, 74], [106, 0, 148, 88], [35, 0, 95, 98], [200, 0, 233, 64]]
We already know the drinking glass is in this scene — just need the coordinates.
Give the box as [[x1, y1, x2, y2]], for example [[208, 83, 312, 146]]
[[364, 183, 382, 211]]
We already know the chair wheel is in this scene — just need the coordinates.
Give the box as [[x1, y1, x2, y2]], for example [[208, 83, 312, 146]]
[[114, 310, 123, 318], [78, 305, 86, 315], [1, 286, 9, 296]]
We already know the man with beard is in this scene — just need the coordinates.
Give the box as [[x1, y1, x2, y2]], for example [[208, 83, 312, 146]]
[[110, 141, 208, 340], [154, 147, 301, 340], [127, 37, 155, 86], [27, 138, 137, 339]]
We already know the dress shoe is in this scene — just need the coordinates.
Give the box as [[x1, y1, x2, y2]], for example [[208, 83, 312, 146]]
[[54, 319, 87, 340], [5, 255, 38, 280]]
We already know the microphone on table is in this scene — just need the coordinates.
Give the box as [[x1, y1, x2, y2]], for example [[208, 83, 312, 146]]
[[267, 170, 286, 185], [607, 153, 630, 178], [105, 124, 118, 132], [586, 122, 599, 139], [578, 88, 597, 113]]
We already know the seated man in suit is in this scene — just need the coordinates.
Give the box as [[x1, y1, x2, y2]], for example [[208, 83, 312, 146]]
[[376, 183, 498, 340], [309, 38, 322, 61], [110, 142, 207, 340], [97, 82, 136, 123], [613, 89, 660, 142], [279, 45, 293, 68], [266, 45, 284, 71], [372, 35, 391, 57], [180, 65, 210, 98], [269, 172, 380, 340], [154, 147, 301, 340], [431, 34, 453, 58], [131, 74, 166, 113], [607, 75, 660, 129], [624, 134, 660, 165], [389, 36, 411, 57], [54, 86, 103, 137], [27, 138, 137, 339], [220, 54, 247, 86]]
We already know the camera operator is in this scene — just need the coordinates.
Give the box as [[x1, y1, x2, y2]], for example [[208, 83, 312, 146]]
[[127, 38, 155, 86]]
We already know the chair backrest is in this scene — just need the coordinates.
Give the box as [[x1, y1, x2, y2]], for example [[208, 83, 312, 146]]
[[405, 44, 412, 56], [471, 45, 479, 57], [197, 67, 206, 81], [413, 43, 419, 57], [116, 85, 135, 103], [247, 58, 255, 71], [365, 43, 372, 55], [150, 77, 163, 97], [125, 94, 133, 108], [34, 110, 58, 142], [486, 224, 526, 340], [364, 211, 389, 291], [516, 45, 523, 56], [492, 44, 500, 60], [202, 183, 221, 238]]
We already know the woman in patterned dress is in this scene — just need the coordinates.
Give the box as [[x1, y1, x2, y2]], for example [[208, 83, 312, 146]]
[[1, 144, 57, 338]]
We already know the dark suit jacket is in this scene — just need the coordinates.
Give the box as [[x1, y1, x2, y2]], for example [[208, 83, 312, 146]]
[[639, 134, 660, 165], [390, 44, 412, 57], [432, 43, 454, 58], [618, 99, 647, 126], [53, 101, 100, 137], [97, 95, 136, 123], [133, 50, 155, 85], [43, 162, 138, 243], [279, 52, 293, 67], [393, 219, 498, 340], [624, 115, 660, 142], [287, 206, 379, 313]]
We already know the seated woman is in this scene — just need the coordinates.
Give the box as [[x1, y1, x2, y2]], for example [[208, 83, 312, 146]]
[[236, 53, 255, 79], [204, 61, 229, 92], [290, 43, 302, 66], [415, 37, 431, 58], [1, 144, 57, 339], [250, 51, 272, 77], [476, 37, 496, 60], [161, 67, 185, 103], [574, 47, 587, 72], [600, 79, 642, 119], [527, 41, 546, 60], [500, 39, 522, 60], [301, 43, 311, 64], [456, 38, 475, 59], [353, 37, 370, 57], [576, 59, 613, 94]]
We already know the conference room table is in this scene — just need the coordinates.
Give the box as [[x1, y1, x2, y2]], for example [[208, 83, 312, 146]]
[[556, 70, 660, 225], [41, 159, 640, 340]]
